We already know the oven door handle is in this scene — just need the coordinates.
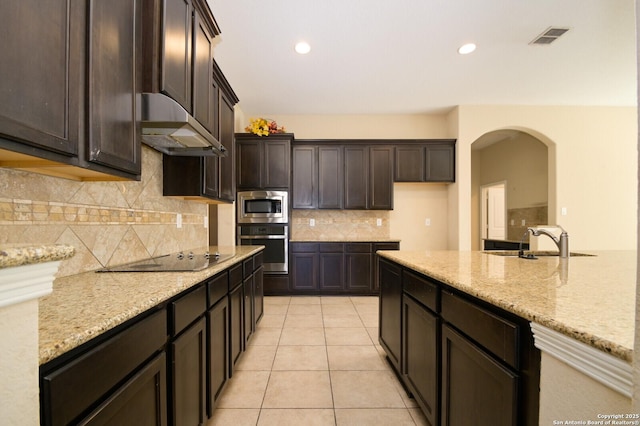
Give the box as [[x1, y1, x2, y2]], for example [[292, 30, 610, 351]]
[[238, 235, 287, 240]]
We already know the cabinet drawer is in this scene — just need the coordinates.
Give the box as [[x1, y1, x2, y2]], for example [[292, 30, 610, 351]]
[[441, 291, 519, 368], [243, 257, 253, 278], [345, 243, 371, 253], [41, 309, 167, 426], [254, 252, 264, 268], [208, 272, 228, 308], [403, 270, 439, 313], [229, 263, 243, 290], [319, 243, 343, 253], [290, 242, 318, 253], [171, 285, 207, 336]]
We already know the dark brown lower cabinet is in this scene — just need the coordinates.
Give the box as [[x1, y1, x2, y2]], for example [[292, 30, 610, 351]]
[[243, 276, 254, 344], [40, 310, 167, 426], [402, 295, 438, 426], [253, 266, 264, 323], [171, 317, 206, 425], [345, 243, 372, 293], [290, 250, 319, 292], [319, 246, 344, 292], [378, 259, 540, 426], [286, 241, 399, 295], [79, 353, 167, 426], [441, 324, 518, 426], [378, 259, 402, 372], [207, 297, 228, 415], [228, 281, 244, 374]]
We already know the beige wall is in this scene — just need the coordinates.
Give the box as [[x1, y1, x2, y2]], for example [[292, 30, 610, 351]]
[[453, 105, 637, 251], [0, 146, 209, 277]]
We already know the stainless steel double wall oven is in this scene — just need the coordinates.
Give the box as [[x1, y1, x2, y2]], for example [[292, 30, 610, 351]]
[[236, 190, 289, 273]]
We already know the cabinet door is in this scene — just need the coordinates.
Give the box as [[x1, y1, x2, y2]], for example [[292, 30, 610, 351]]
[[292, 145, 317, 209], [202, 156, 219, 198], [318, 145, 343, 209], [218, 91, 236, 201], [343, 146, 368, 209], [395, 145, 425, 182], [290, 252, 319, 292], [345, 253, 372, 293], [263, 139, 291, 188], [426, 144, 455, 182], [0, 0, 81, 156], [161, 0, 192, 111], [378, 259, 402, 372], [171, 316, 206, 426], [319, 252, 345, 292], [402, 295, 438, 426], [369, 146, 393, 209], [79, 353, 167, 426], [207, 297, 228, 415], [345, 244, 372, 293], [192, 7, 214, 132], [228, 284, 244, 374], [236, 139, 262, 189], [86, 0, 142, 176], [243, 276, 254, 344], [441, 324, 518, 426], [253, 266, 264, 323]]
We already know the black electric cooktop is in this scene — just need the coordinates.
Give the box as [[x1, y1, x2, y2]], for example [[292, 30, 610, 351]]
[[97, 251, 233, 272]]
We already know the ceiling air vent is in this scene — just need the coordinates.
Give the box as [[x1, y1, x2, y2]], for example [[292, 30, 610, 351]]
[[530, 27, 570, 45]]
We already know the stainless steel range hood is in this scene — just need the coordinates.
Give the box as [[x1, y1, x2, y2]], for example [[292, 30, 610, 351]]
[[141, 93, 226, 157]]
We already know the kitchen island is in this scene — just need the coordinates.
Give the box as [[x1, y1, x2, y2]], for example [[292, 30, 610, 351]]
[[377, 249, 636, 425]]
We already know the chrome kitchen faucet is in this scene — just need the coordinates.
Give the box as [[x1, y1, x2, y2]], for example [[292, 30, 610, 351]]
[[520, 225, 569, 258]]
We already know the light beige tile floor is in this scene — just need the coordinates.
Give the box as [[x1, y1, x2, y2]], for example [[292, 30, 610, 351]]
[[208, 296, 429, 426]]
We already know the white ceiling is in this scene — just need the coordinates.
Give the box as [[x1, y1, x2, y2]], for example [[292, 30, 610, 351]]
[[207, 0, 637, 117]]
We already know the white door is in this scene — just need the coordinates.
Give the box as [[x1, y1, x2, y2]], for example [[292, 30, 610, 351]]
[[481, 183, 506, 242]]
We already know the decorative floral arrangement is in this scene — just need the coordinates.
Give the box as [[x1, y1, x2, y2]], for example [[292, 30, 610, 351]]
[[245, 118, 286, 136]]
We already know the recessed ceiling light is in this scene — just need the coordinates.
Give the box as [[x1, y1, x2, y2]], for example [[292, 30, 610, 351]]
[[295, 41, 311, 54], [458, 43, 476, 55]]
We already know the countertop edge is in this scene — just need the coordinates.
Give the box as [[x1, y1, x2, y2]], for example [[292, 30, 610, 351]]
[[0, 244, 75, 269]]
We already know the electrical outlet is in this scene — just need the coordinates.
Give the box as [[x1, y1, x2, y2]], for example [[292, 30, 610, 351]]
[[424, 218, 431, 226], [376, 218, 382, 227], [561, 207, 567, 216], [521, 219, 526, 226], [310, 218, 315, 227], [176, 213, 182, 229], [510, 219, 515, 226]]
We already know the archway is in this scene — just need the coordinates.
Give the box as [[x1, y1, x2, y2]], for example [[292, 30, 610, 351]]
[[470, 128, 555, 251]]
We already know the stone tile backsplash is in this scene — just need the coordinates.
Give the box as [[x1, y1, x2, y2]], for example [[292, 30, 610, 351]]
[[0, 146, 208, 277], [291, 210, 390, 241], [507, 205, 548, 241]]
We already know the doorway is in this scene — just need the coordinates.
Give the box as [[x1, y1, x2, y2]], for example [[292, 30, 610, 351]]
[[481, 182, 506, 245]]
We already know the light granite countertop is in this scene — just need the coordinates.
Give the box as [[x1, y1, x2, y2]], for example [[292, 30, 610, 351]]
[[0, 244, 75, 269], [377, 250, 637, 362], [38, 245, 262, 365]]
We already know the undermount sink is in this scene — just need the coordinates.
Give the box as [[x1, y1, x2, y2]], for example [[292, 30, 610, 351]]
[[485, 251, 596, 257]]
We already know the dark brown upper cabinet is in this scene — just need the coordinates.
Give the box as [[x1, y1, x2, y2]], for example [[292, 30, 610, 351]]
[[292, 140, 393, 210], [0, 0, 142, 181], [343, 144, 393, 209], [142, 0, 219, 121], [394, 141, 456, 182], [236, 134, 293, 190], [292, 145, 343, 209], [163, 61, 239, 203]]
